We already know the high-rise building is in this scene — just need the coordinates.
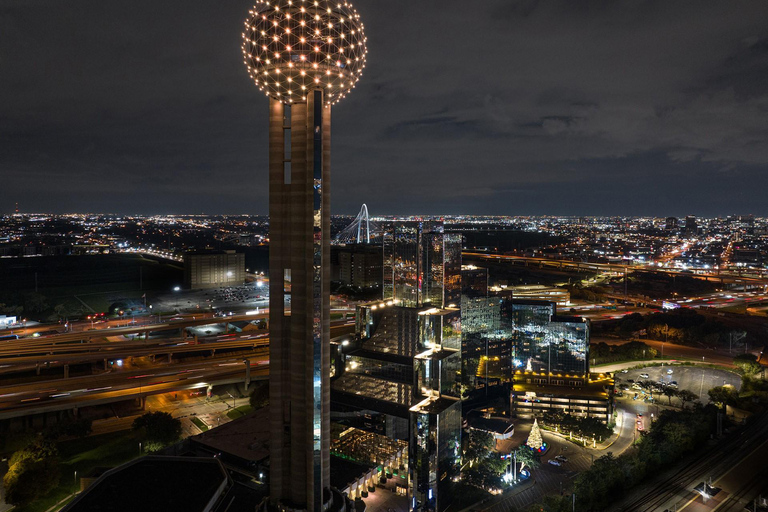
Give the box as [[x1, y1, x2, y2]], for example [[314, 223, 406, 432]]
[[665, 216, 678, 230], [333, 301, 461, 511], [684, 215, 698, 236], [461, 265, 488, 299], [183, 250, 245, 289], [383, 221, 461, 309], [334, 244, 383, 290], [241, 2, 368, 510], [505, 300, 589, 380]]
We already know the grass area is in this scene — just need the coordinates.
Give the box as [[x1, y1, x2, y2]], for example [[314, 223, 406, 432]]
[[226, 405, 254, 420], [191, 416, 209, 432], [12, 431, 142, 512]]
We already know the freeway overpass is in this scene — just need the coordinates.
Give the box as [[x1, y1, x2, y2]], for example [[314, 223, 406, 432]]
[[0, 326, 355, 420], [0, 355, 269, 421], [0, 321, 354, 367]]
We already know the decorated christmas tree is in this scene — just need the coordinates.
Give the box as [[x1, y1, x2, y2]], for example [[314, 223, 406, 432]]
[[527, 418, 544, 450]]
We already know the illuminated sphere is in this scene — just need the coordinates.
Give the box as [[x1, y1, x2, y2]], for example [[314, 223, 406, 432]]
[[242, 0, 367, 105]]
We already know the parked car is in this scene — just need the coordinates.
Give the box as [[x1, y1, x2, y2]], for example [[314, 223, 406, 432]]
[[640, 373, 650, 379], [667, 369, 674, 374], [548, 459, 562, 466], [555, 455, 569, 462]]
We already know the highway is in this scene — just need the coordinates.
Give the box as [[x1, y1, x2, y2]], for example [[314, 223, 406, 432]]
[[3, 312, 269, 343], [0, 322, 354, 367], [0, 353, 269, 420], [0, 319, 355, 419]]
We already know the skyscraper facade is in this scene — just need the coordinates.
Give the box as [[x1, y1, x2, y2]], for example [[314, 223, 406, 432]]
[[382, 221, 462, 309], [506, 300, 589, 381]]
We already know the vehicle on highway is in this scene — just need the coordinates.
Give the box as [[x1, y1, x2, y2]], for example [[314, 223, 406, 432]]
[[0, 334, 19, 341], [548, 459, 561, 466]]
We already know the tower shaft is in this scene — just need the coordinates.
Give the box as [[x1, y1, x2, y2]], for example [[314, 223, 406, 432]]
[[269, 90, 331, 511]]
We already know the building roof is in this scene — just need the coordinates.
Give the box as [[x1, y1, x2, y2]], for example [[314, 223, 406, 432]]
[[468, 417, 515, 438], [191, 408, 270, 464], [63, 456, 229, 512]]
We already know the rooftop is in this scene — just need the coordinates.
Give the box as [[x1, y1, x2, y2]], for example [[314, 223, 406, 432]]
[[63, 456, 229, 512]]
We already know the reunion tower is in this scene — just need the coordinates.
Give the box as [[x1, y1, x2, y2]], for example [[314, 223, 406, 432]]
[[241, 2, 367, 511]]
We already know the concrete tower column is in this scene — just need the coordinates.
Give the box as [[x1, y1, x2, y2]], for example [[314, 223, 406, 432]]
[[269, 90, 331, 512]]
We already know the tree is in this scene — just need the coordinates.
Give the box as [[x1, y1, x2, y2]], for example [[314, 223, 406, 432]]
[[0, 302, 23, 316], [514, 446, 540, 474], [527, 418, 544, 449], [2, 437, 60, 507], [677, 389, 698, 409], [662, 387, 678, 406], [23, 292, 48, 314], [708, 386, 736, 412], [132, 411, 182, 451], [465, 429, 495, 464], [733, 354, 762, 375], [249, 381, 269, 410]]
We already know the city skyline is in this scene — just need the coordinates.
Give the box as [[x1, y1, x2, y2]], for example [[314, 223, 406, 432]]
[[3, 1, 768, 216]]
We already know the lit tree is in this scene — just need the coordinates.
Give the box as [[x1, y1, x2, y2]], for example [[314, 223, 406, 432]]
[[527, 418, 544, 450]]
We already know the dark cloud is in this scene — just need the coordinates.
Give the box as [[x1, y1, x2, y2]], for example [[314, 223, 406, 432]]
[[1, 0, 767, 216]]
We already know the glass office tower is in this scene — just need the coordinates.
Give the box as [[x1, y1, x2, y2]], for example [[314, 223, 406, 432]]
[[410, 397, 461, 512], [382, 222, 461, 309], [505, 300, 589, 381]]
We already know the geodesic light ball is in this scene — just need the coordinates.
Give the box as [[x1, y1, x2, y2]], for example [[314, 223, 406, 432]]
[[242, 0, 367, 105]]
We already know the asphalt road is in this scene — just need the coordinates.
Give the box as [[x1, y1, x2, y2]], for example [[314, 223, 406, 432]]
[[0, 353, 269, 419]]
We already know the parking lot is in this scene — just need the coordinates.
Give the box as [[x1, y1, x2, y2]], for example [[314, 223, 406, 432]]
[[618, 364, 741, 403], [153, 283, 270, 315]]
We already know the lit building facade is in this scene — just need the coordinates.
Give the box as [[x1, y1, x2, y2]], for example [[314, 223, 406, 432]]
[[383, 221, 461, 309], [183, 250, 245, 289], [505, 300, 588, 380], [333, 298, 462, 512]]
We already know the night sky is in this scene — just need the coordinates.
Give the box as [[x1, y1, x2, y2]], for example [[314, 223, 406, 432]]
[[2, 1, 768, 216]]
